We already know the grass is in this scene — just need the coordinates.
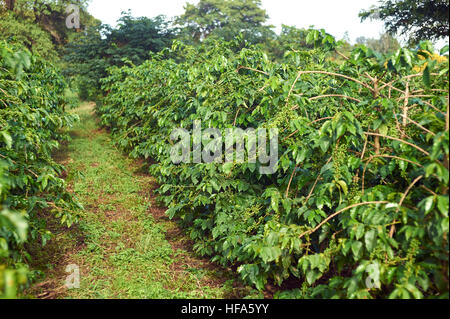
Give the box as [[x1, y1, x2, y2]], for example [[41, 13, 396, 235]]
[[26, 102, 261, 299]]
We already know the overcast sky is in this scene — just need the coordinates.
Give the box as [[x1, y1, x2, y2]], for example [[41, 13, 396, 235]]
[[87, 0, 388, 44]]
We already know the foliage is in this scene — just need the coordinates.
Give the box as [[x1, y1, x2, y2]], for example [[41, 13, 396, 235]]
[[176, 0, 275, 44], [263, 25, 314, 61], [1, 0, 95, 45], [64, 13, 175, 101], [98, 31, 449, 298], [360, 0, 449, 44], [109, 13, 176, 64], [1, 0, 99, 73], [63, 23, 111, 101], [356, 33, 401, 55], [0, 11, 57, 60], [0, 41, 81, 298]]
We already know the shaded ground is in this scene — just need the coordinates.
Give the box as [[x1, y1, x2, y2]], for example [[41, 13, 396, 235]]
[[25, 102, 260, 299]]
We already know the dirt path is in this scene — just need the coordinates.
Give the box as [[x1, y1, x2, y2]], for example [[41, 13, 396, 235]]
[[27, 103, 258, 299]]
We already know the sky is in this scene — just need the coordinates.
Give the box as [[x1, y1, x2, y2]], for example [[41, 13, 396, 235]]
[[87, 0, 387, 44]]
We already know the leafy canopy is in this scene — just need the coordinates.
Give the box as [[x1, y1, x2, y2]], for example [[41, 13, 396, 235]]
[[176, 0, 274, 44], [0, 0, 98, 59], [360, 0, 449, 44], [63, 12, 175, 100]]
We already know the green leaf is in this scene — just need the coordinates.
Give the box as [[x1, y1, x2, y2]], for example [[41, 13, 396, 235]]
[[336, 180, 348, 195], [351, 241, 363, 260], [423, 196, 435, 215], [423, 65, 431, 87], [402, 48, 413, 67], [355, 224, 364, 240], [306, 269, 320, 285], [223, 162, 233, 175], [379, 124, 388, 136], [364, 229, 377, 252], [1, 131, 12, 149], [437, 196, 449, 216], [318, 137, 330, 153]]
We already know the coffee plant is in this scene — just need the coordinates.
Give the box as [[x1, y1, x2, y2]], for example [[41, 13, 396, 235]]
[[98, 31, 449, 298], [0, 41, 81, 298]]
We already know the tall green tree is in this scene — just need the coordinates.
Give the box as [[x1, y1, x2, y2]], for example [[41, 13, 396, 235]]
[[264, 25, 314, 60], [360, 0, 449, 44], [176, 0, 274, 44], [108, 12, 175, 64], [64, 13, 175, 100]]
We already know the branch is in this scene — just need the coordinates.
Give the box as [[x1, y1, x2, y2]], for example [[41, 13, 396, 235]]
[[364, 132, 430, 156], [296, 70, 375, 93], [285, 70, 303, 107], [362, 154, 423, 195], [390, 175, 423, 238], [299, 201, 390, 239], [285, 164, 299, 198], [335, 50, 350, 60], [236, 65, 269, 76], [399, 114, 436, 136], [309, 94, 362, 103], [303, 156, 333, 204]]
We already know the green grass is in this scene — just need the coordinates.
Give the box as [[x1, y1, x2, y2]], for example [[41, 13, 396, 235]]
[[27, 103, 260, 299]]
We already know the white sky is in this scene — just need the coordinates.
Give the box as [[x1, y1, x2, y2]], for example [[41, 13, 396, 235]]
[[86, 0, 392, 44]]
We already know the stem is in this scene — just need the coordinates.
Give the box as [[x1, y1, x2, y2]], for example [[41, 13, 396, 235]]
[[399, 114, 436, 136], [309, 94, 361, 103], [390, 175, 424, 238], [364, 132, 430, 156], [235, 65, 269, 76], [297, 70, 375, 93], [285, 164, 299, 198], [362, 154, 423, 195], [299, 201, 390, 239], [401, 82, 410, 139]]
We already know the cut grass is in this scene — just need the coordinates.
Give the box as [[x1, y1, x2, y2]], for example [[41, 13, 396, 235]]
[[26, 102, 261, 299]]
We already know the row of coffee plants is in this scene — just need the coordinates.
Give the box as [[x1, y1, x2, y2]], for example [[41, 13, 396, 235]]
[[98, 31, 448, 298], [0, 41, 81, 298]]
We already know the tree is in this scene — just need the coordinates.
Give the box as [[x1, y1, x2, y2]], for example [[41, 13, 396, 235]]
[[263, 25, 313, 60], [63, 23, 110, 100], [64, 13, 175, 100], [4, 0, 15, 10], [356, 33, 400, 54], [108, 12, 175, 65], [176, 0, 274, 44], [360, 0, 449, 44], [0, 0, 98, 58]]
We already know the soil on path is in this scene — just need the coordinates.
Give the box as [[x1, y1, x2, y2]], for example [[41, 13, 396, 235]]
[[26, 102, 258, 299]]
